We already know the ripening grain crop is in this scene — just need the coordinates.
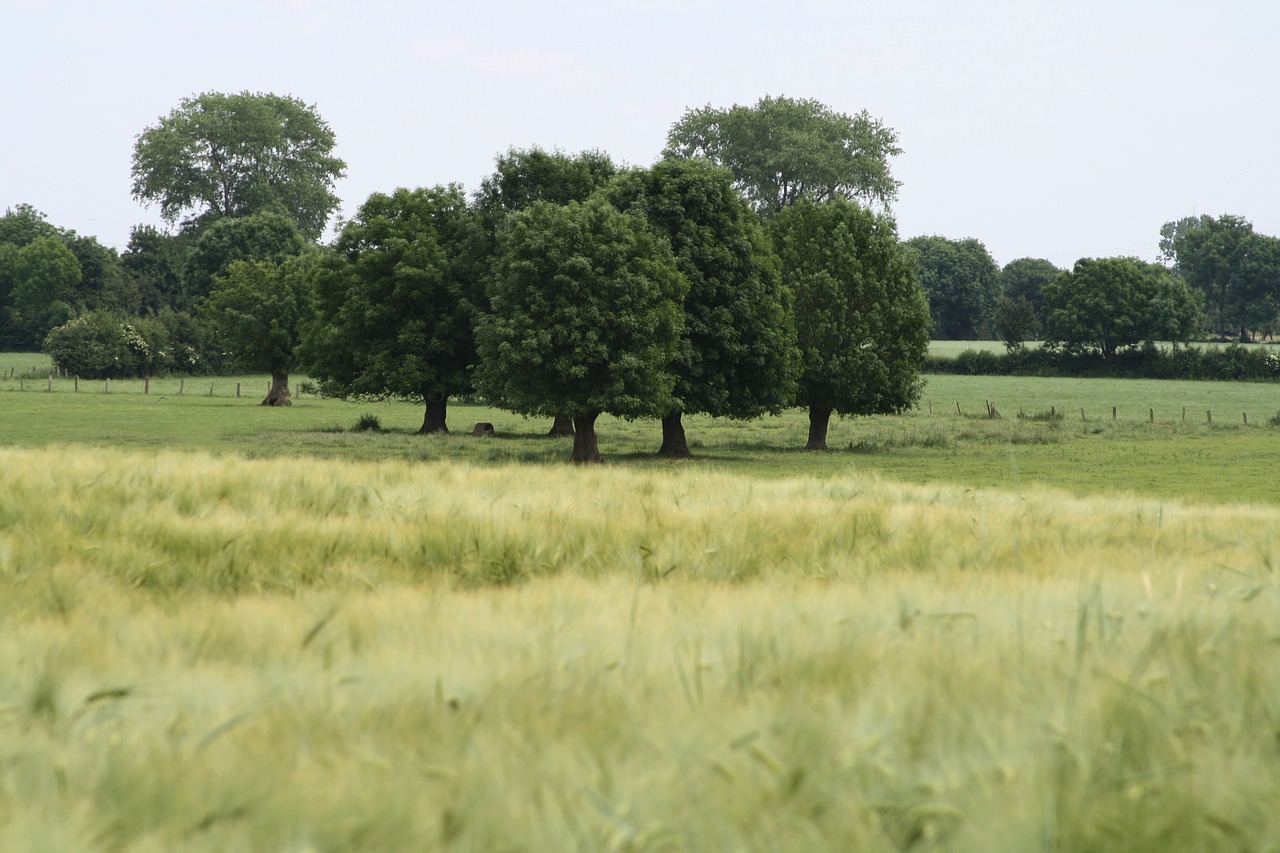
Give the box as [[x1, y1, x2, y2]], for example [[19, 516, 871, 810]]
[[0, 446, 1277, 850]]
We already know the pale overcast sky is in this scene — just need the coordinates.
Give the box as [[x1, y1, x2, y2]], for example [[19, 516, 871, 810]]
[[3, 0, 1277, 267]]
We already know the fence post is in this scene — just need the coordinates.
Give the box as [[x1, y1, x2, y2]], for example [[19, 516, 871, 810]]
[[46, 377, 52, 392], [956, 401, 962, 416], [1081, 407, 1086, 422], [74, 376, 79, 393], [105, 378, 110, 394], [1149, 408, 1154, 423], [145, 376, 150, 395], [179, 378, 184, 395], [1112, 406, 1116, 421], [1243, 412, 1248, 426], [1207, 410, 1212, 424], [236, 382, 241, 398]]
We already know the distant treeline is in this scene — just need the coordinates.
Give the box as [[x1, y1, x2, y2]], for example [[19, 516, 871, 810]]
[[925, 343, 1280, 382]]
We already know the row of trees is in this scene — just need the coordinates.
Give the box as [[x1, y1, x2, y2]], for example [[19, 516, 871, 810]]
[[16, 93, 931, 461], [910, 214, 1280, 355]]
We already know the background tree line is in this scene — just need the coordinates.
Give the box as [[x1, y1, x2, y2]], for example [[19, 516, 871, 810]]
[[9, 89, 1278, 457]]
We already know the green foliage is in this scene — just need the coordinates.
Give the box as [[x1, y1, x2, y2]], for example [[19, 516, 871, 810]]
[[995, 296, 1038, 351], [131, 90, 346, 240], [182, 211, 308, 309], [202, 253, 317, 376], [664, 95, 902, 214], [8, 235, 81, 349], [304, 185, 480, 405], [475, 197, 688, 419], [772, 198, 931, 416], [1000, 256, 1060, 318], [474, 146, 616, 214], [906, 235, 1002, 340], [42, 310, 155, 378], [605, 158, 799, 419], [1043, 257, 1203, 357]]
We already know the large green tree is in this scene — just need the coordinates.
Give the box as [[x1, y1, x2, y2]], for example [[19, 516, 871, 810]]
[[475, 198, 687, 463], [1000, 257, 1060, 320], [303, 185, 479, 434], [664, 95, 902, 215], [203, 253, 318, 405], [131, 91, 346, 240], [474, 147, 618, 436], [1042, 257, 1202, 357], [605, 158, 800, 457], [1161, 214, 1280, 338], [771, 198, 931, 450], [906, 236, 1002, 340], [182, 211, 308, 310]]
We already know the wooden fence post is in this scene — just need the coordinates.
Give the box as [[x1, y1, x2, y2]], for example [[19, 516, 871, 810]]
[[179, 378, 184, 395], [236, 382, 241, 398], [74, 376, 79, 393], [105, 378, 110, 394], [1112, 406, 1117, 421], [956, 401, 962, 416], [144, 376, 150, 395], [1206, 410, 1212, 424], [1149, 408, 1154, 423], [1080, 407, 1086, 422]]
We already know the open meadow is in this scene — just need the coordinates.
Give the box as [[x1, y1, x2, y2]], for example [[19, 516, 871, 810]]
[[2, 353, 1280, 850]]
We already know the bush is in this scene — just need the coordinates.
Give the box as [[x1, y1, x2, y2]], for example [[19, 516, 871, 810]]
[[42, 310, 152, 379]]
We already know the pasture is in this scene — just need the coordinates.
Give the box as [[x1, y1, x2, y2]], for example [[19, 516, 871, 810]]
[[2, 353, 1279, 850]]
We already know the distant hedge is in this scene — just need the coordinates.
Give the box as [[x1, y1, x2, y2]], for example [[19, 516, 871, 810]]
[[924, 343, 1280, 382]]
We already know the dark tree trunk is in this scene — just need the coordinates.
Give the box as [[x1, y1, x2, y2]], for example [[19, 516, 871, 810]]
[[548, 414, 575, 437], [571, 413, 602, 463], [806, 407, 833, 451], [658, 411, 691, 459], [419, 396, 449, 434], [261, 372, 291, 406]]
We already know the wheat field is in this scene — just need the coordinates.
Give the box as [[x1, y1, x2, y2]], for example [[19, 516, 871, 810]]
[[0, 446, 1277, 850]]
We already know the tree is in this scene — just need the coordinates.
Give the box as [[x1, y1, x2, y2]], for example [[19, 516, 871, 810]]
[[120, 225, 190, 313], [9, 236, 80, 349], [203, 253, 317, 405], [131, 91, 346, 240], [605, 158, 799, 457], [664, 95, 902, 216], [771, 198, 931, 450], [994, 296, 1037, 352], [1042, 257, 1202, 357], [303, 185, 479, 433], [906, 236, 1002, 340], [475, 198, 687, 463], [182, 211, 308, 309], [1161, 214, 1254, 336], [474, 147, 618, 436], [1000, 257, 1060, 322]]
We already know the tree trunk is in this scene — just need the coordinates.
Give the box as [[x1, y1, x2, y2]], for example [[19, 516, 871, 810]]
[[806, 407, 833, 451], [548, 414, 575, 437], [261, 372, 291, 406], [658, 411, 691, 459], [571, 413, 603, 463], [419, 396, 449, 434]]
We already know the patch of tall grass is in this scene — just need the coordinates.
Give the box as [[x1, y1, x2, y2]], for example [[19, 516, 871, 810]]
[[0, 447, 1279, 848]]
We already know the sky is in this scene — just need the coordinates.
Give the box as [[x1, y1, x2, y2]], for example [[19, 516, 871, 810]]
[[3, 0, 1278, 268]]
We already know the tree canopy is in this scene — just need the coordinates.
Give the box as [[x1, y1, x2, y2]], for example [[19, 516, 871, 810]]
[[771, 198, 931, 450], [664, 95, 901, 215], [475, 198, 687, 462], [906, 236, 1002, 340], [303, 185, 480, 433], [1042, 257, 1202, 357], [203, 253, 318, 405], [1160, 214, 1280, 338], [604, 158, 800, 456], [131, 91, 346, 240]]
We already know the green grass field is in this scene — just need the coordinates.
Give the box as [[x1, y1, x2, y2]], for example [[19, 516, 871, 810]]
[[2, 352, 1280, 850]]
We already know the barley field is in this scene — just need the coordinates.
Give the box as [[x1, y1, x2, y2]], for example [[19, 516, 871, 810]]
[[1, 443, 1278, 851]]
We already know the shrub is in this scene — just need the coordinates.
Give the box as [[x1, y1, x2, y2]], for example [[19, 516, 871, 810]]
[[42, 310, 151, 379]]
